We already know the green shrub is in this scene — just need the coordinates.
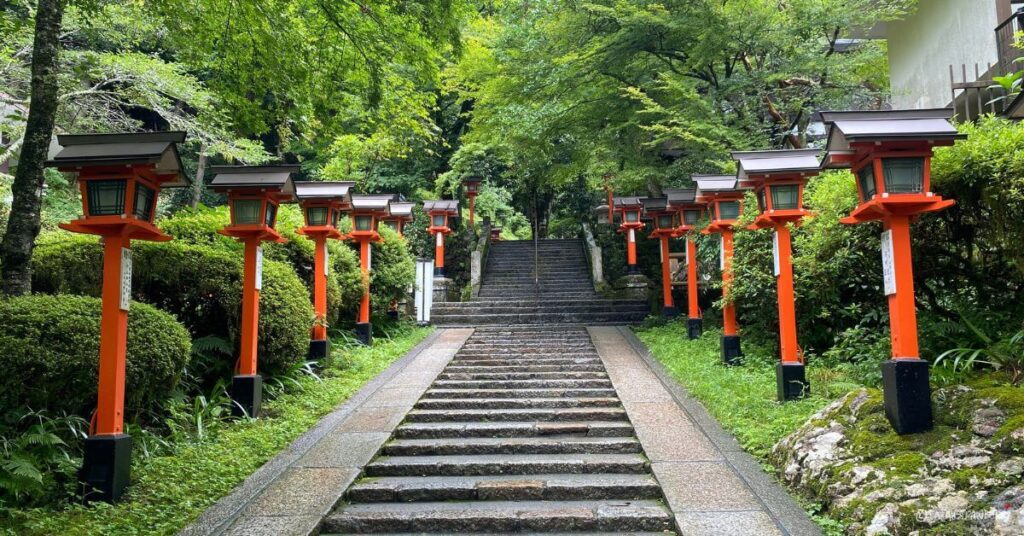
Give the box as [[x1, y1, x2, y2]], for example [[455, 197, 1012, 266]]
[[32, 238, 313, 374], [0, 295, 191, 420], [368, 225, 416, 318]]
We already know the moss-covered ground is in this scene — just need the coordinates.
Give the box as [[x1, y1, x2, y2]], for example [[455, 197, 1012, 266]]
[[2, 327, 431, 536]]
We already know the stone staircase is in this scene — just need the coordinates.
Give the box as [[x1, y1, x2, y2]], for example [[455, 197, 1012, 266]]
[[431, 239, 649, 326], [322, 326, 675, 534]]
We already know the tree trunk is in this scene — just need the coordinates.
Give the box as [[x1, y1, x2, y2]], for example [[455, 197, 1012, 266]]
[[0, 0, 65, 296], [190, 143, 207, 209]]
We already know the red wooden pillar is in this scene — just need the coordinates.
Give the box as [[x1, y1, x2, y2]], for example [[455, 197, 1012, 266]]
[[659, 235, 674, 312], [774, 224, 799, 365], [435, 232, 445, 276], [237, 237, 262, 377], [885, 215, 920, 359], [686, 237, 702, 339], [312, 236, 328, 342], [359, 239, 372, 326], [95, 235, 130, 436], [720, 229, 738, 338]]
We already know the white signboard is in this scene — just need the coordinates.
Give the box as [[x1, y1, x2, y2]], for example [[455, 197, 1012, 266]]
[[414, 260, 433, 324], [436, 233, 443, 247], [119, 248, 132, 311], [881, 230, 896, 296], [367, 244, 373, 272], [628, 229, 635, 243], [719, 236, 726, 270], [685, 244, 690, 266], [323, 243, 330, 276], [772, 231, 781, 277], [255, 246, 264, 291]]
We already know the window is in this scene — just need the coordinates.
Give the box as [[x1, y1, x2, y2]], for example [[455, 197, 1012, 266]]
[[684, 210, 700, 225], [87, 180, 127, 216], [355, 215, 373, 231], [771, 184, 800, 210], [264, 202, 277, 227], [625, 210, 639, 223], [857, 165, 877, 200], [132, 183, 156, 221], [882, 157, 925, 194], [306, 207, 328, 226], [718, 201, 740, 220], [432, 214, 446, 227], [658, 214, 674, 229]]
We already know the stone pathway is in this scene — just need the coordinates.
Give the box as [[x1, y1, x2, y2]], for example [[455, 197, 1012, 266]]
[[184, 326, 821, 535]]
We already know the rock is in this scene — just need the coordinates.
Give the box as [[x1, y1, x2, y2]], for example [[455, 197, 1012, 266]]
[[905, 478, 954, 499], [972, 406, 1006, 437], [930, 445, 993, 469], [865, 503, 900, 535], [1010, 428, 1024, 444], [850, 465, 881, 485], [998, 459, 1024, 477]]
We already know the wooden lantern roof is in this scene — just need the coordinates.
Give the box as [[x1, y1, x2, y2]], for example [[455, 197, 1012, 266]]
[[293, 181, 355, 203], [423, 199, 460, 215], [820, 109, 963, 168], [386, 201, 416, 221], [613, 196, 644, 209], [694, 175, 744, 200], [350, 193, 393, 213], [732, 149, 821, 183], [210, 165, 298, 196], [47, 131, 189, 187]]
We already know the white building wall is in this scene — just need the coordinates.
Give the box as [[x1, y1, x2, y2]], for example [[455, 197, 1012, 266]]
[[887, 0, 1001, 109]]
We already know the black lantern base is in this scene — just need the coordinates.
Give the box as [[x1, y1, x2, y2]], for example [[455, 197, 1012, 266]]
[[231, 374, 263, 418], [626, 264, 640, 275], [661, 305, 680, 318], [776, 362, 809, 401], [79, 433, 132, 503], [687, 318, 703, 340], [433, 267, 445, 277], [356, 322, 373, 346], [387, 310, 399, 320], [721, 335, 742, 366], [881, 359, 934, 434], [308, 339, 331, 361]]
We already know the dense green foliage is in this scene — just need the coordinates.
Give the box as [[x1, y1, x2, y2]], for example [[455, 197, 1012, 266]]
[[0, 294, 191, 421], [3, 326, 431, 534]]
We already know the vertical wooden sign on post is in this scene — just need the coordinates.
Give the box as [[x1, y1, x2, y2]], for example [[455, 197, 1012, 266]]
[[733, 149, 821, 401], [821, 108, 964, 434], [47, 131, 189, 503], [294, 181, 354, 359], [211, 166, 298, 419], [695, 175, 748, 364]]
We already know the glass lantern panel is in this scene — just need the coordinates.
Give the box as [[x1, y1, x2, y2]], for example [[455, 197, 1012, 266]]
[[233, 199, 261, 225], [355, 215, 373, 231], [883, 158, 925, 194], [718, 201, 740, 220], [264, 202, 277, 227], [757, 188, 767, 212], [132, 183, 156, 221], [625, 210, 639, 223], [658, 214, 673, 228], [857, 165, 877, 200], [383, 220, 398, 231], [684, 210, 700, 225], [331, 209, 341, 228], [87, 179, 127, 216], [306, 207, 328, 226], [432, 214, 446, 227], [771, 184, 800, 210]]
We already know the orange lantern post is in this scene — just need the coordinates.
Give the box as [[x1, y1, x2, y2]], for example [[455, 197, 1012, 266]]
[[294, 181, 354, 360], [424, 200, 459, 278], [734, 149, 820, 400], [381, 200, 415, 238], [349, 194, 393, 345], [643, 197, 680, 317], [665, 188, 704, 338], [615, 197, 645, 274], [47, 132, 189, 502], [695, 175, 747, 364], [463, 176, 482, 227], [821, 109, 963, 434], [211, 166, 296, 418]]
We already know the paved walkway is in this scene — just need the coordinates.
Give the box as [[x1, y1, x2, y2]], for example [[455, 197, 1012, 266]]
[[182, 326, 820, 535]]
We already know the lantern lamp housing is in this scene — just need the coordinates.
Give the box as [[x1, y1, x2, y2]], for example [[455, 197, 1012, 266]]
[[694, 175, 747, 234], [210, 166, 298, 243], [293, 181, 355, 240], [423, 200, 460, 235], [614, 197, 645, 232], [463, 176, 482, 196], [350, 194, 396, 242], [731, 150, 819, 229]]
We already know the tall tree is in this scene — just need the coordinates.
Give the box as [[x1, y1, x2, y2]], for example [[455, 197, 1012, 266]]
[[1, 0, 64, 295]]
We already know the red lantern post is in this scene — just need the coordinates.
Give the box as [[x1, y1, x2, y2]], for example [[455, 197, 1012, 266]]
[[643, 197, 680, 317], [665, 188, 704, 338], [614, 197, 644, 274], [47, 132, 189, 502], [211, 166, 297, 418], [463, 176, 482, 227], [349, 194, 393, 345], [294, 181, 354, 360], [695, 175, 747, 364], [821, 109, 963, 434], [424, 200, 459, 278], [734, 149, 820, 400]]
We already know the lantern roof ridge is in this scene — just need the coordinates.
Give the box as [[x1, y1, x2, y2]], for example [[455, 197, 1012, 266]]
[[209, 165, 298, 196], [47, 130, 189, 187], [293, 181, 355, 200], [731, 149, 822, 179]]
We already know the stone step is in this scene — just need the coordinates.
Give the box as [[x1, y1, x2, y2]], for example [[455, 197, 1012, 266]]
[[394, 421, 634, 439], [432, 314, 647, 326], [414, 397, 621, 410], [404, 407, 628, 423], [322, 500, 674, 534], [443, 364, 606, 373], [447, 359, 603, 367], [437, 372, 608, 381], [455, 348, 600, 356], [431, 379, 614, 389], [346, 473, 662, 502], [382, 436, 643, 456], [363, 454, 650, 477], [423, 388, 618, 399]]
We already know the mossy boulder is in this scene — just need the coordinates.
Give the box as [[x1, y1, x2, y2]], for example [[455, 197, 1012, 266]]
[[771, 382, 1024, 535]]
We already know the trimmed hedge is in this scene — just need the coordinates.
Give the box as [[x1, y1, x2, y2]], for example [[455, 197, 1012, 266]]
[[0, 294, 191, 419], [32, 236, 313, 373]]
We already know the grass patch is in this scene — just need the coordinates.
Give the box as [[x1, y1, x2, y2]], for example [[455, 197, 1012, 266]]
[[3, 326, 432, 536], [633, 322, 861, 459]]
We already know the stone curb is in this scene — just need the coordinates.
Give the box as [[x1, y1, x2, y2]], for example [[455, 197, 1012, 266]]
[[178, 329, 448, 536], [616, 326, 823, 536]]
